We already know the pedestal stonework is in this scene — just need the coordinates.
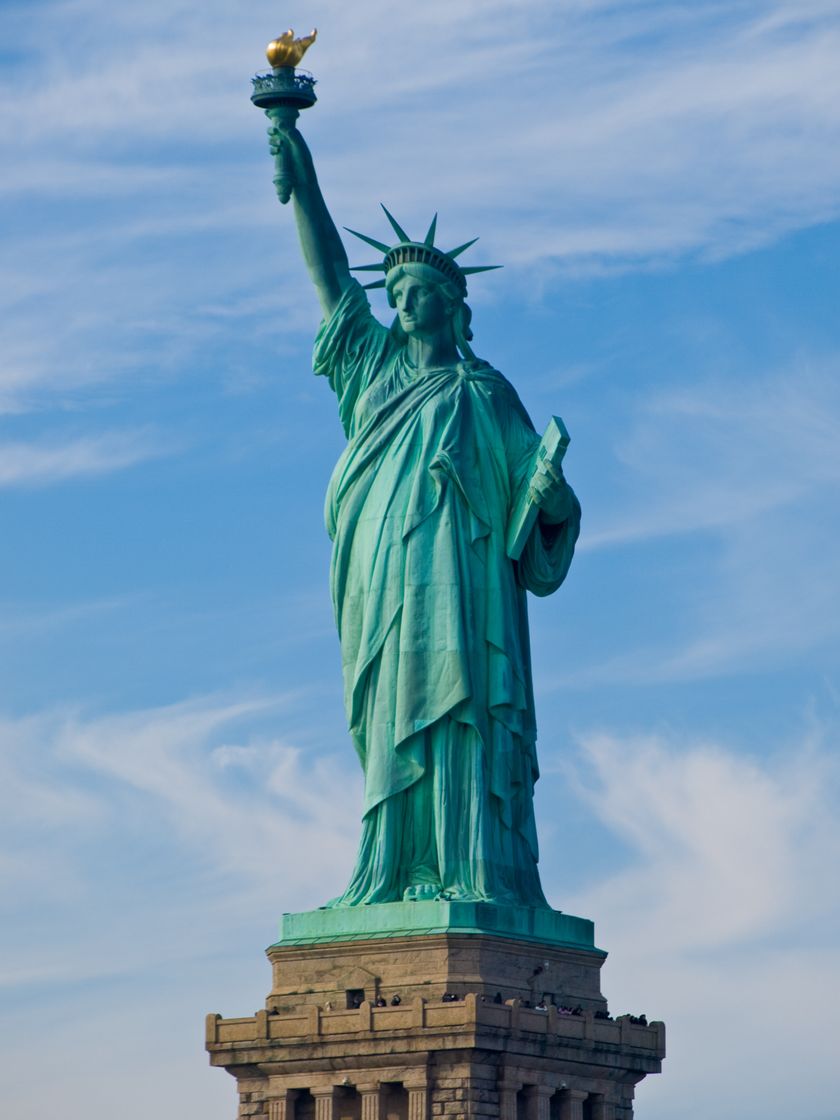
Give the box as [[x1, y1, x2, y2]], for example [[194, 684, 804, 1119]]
[[207, 906, 664, 1120]]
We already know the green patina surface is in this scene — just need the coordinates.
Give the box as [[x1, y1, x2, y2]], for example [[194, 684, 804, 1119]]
[[256, 53, 582, 914], [311, 281, 580, 909], [274, 902, 604, 955]]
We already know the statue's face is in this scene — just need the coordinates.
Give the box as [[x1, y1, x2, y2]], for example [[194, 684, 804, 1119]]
[[391, 276, 450, 336]]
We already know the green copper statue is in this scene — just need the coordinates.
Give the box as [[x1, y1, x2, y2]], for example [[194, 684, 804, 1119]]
[[254, 34, 581, 909]]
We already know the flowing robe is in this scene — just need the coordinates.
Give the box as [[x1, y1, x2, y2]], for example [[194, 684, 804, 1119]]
[[314, 282, 581, 907]]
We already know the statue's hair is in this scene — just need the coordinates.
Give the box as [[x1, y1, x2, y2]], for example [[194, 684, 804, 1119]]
[[385, 262, 476, 361]]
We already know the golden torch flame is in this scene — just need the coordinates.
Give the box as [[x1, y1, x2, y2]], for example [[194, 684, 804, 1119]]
[[266, 28, 318, 68]]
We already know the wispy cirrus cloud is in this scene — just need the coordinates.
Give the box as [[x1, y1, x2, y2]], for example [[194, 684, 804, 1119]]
[[560, 725, 840, 1120], [566, 727, 839, 948], [0, 694, 359, 943], [0, 596, 131, 638], [2, 0, 840, 412], [0, 691, 357, 1118], [585, 358, 840, 551], [0, 429, 176, 486], [550, 359, 840, 684]]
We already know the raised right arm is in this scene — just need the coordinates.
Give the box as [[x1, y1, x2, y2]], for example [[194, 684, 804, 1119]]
[[268, 125, 352, 319]]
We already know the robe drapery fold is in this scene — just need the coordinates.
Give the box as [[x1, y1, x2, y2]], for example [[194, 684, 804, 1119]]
[[314, 281, 581, 907]]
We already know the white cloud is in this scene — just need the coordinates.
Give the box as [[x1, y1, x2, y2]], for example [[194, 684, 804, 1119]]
[[0, 597, 130, 638], [1, 1, 840, 411], [0, 692, 361, 1120], [0, 694, 360, 966], [567, 729, 839, 948], [585, 359, 840, 551], [552, 360, 840, 684], [561, 725, 840, 1120], [0, 200, 314, 410], [0, 430, 175, 486], [55, 695, 361, 889]]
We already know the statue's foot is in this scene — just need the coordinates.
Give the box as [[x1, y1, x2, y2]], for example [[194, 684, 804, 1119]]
[[436, 887, 518, 905], [403, 883, 440, 901]]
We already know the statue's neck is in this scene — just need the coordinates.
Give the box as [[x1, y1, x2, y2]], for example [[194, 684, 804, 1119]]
[[405, 332, 460, 372]]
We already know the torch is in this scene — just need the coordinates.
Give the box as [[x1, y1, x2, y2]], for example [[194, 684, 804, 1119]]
[[251, 29, 318, 204]]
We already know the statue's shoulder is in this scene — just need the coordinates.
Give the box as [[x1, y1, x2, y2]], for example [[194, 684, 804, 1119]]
[[315, 280, 392, 368], [460, 360, 531, 418], [459, 358, 508, 386], [340, 278, 388, 331]]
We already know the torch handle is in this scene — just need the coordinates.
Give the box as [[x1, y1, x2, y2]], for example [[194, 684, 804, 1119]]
[[267, 105, 301, 205]]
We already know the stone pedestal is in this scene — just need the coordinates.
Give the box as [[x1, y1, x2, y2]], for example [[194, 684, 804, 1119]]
[[207, 905, 664, 1120]]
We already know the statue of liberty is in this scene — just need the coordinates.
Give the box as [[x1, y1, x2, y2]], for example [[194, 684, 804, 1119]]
[[266, 92, 581, 910]]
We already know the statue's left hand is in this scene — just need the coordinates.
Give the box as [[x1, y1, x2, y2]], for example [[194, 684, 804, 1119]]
[[529, 458, 573, 524]]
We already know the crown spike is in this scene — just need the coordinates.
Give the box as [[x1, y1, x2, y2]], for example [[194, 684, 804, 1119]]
[[380, 204, 410, 243], [344, 227, 391, 253], [424, 213, 438, 246], [350, 263, 388, 272], [461, 265, 502, 275], [362, 279, 387, 290], [446, 237, 480, 260]]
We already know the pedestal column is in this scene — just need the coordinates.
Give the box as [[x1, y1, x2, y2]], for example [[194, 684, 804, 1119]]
[[268, 1092, 296, 1120], [406, 1084, 428, 1120], [529, 1085, 554, 1120], [357, 1085, 383, 1120], [588, 1095, 614, 1120], [312, 1087, 337, 1120], [562, 1093, 586, 1120], [499, 1080, 521, 1120]]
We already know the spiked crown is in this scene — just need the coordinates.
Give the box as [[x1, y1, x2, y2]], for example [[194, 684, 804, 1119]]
[[346, 206, 500, 295]]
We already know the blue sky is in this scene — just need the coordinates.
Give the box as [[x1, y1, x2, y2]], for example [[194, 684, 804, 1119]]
[[2, 1, 839, 1117]]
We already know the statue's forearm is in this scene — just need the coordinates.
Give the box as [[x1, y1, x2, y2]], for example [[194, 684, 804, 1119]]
[[271, 128, 350, 318], [292, 180, 351, 317]]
